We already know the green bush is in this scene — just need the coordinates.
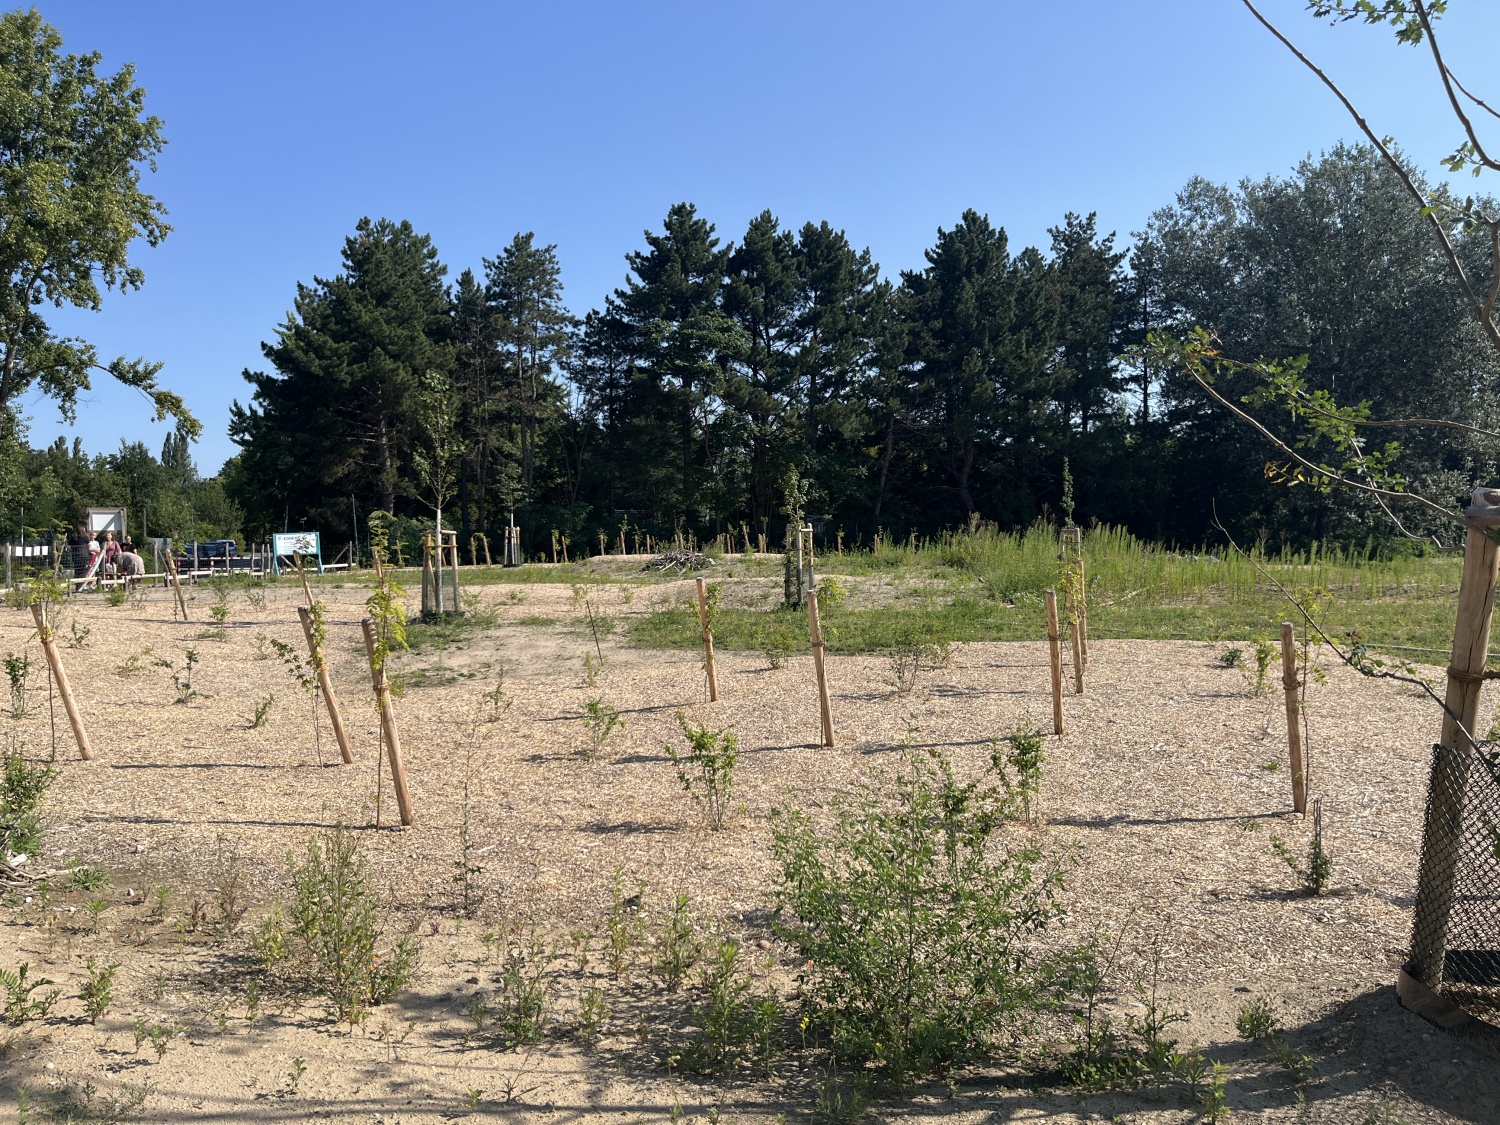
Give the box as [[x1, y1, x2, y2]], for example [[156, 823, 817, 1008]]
[[0, 750, 55, 858], [666, 713, 738, 830], [770, 745, 1080, 1088], [288, 827, 419, 1025]]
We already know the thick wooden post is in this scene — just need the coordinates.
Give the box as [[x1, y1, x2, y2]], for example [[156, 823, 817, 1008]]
[[32, 604, 93, 761], [298, 606, 354, 765], [360, 617, 414, 826], [1045, 590, 1064, 736], [167, 553, 189, 620], [695, 577, 719, 702], [1409, 488, 1500, 985], [807, 590, 834, 747], [1279, 622, 1307, 815], [1077, 536, 1089, 668]]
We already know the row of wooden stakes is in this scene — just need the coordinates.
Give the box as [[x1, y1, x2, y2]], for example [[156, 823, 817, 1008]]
[[30, 570, 420, 828]]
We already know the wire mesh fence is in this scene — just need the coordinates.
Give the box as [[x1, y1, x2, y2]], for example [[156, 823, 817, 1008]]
[[1408, 740, 1500, 1027]]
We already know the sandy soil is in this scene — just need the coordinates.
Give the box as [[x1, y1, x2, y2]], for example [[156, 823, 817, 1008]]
[[0, 575, 1497, 1124]]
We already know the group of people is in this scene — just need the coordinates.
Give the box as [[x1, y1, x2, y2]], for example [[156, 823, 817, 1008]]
[[68, 527, 146, 581]]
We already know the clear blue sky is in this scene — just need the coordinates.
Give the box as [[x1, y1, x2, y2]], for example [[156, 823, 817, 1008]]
[[30, 0, 1500, 474]]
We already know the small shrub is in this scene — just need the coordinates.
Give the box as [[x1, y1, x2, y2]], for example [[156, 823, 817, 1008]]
[[484, 664, 512, 720], [770, 744, 1079, 1087], [1218, 645, 1244, 668], [0, 964, 59, 1025], [4, 653, 32, 718], [1271, 799, 1332, 896], [576, 985, 609, 1040], [288, 826, 420, 1026], [1236, 994, 1279, 1040], [67, 619, 92, 650], [155, 649, 201, 705], [1248, 639, 1278, 696], [580, 698, 624, 760], [999, 718, 1045, 820], [883, 641, 956, 695], [815, 576, 849, 610], [811, 1070, 872, 1125], [252, 895, 290, 969], [211, 836, 249, 932], [79, 958, 119, 1024], [759, 617, 800, 669], [666, 713, 738, 830], [654, 893, 703, 992], [604, 869, 645, 977], [1270, 1035, 1318, 1086], [678, 938, 780, 1076], [493, 922, 555, 1046], [0, 751, 56, 858], [247, 694, 275, 729], [65, 863, 112, 892], [105, 584, 129, 608]]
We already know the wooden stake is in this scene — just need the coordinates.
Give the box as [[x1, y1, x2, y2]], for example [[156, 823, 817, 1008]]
[[1078, 549, 1089, 668], [1279, 622, 1307, 815], [32, 603, 93, 761], [807, 590, 834, 747], [551, 531, 558, 564], [299, 605, 354, 765], [695, 577, 719, 702], [1070, 618, 1084, 694], [167, 552, 189, 621], [360, 617, 413, 827], [1045, 589, 1064, 735], [293, 552, 314, 608], [1410, 488, 1500, 984]]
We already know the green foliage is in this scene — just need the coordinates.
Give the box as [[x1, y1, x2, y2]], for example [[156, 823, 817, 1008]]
[[78, 958, 119, 1024], [0, 10, 195, 434], [580, 698, 624, 760], [491, 922, 556, 1046], [1236, 994, 1280, 1041], [288, 826, 419, 1026], [770, 744, 1077, 1087], [1272, 801, 1333, 896], [0, 964, 59, 1025], [65, 862, 111, 891], [677, 938, 781, 1076], [247, 693, 275, 729], [0, 750, 55, 857], [666, 713, 738, 830], [154, 649, 200, 704], [653, 893, 703, 993], [4, 653, 31, 718]]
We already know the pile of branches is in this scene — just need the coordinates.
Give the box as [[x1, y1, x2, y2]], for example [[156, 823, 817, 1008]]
[[644, 550, 716, 574]]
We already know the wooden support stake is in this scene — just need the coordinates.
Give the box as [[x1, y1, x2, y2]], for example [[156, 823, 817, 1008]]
[[1410, 488, 1500, 984], [166, 552, 189, 620], [32, 604, 93, 761], [695, 577, 719, 702], [1045, 589, 1064, 735], [1078, 552, 1089, 668], [360, 617, 414, 827], [299, 606, 354, 764], [1070, 618, 1084, 694], [293, 552, 314, 608], [807, 590, 834, 747], [1279, 622, 1307, 815]]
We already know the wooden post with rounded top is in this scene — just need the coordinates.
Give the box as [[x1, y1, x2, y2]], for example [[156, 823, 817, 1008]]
[[1070, 618, 1085, 695], [1279, 622, 1307, 815], [1076, 530, 1089, 668], [360, 616, 413, 827], [32, 603, 93, 761], [1045, 589, 1064, 735], [695, 577, 719, 702], [1409, 487, 1500, 985], [299, 605, 354, 765], [807, 590, 834, 747]]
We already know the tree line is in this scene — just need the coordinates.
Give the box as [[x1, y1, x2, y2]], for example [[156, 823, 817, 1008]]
[[6, 144, 1494, 555]]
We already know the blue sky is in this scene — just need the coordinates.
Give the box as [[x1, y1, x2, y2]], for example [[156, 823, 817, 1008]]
[[31, 0, 1500, 474]]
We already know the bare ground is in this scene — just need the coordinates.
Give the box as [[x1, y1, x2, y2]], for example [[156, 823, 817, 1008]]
[[0, 577, 1496, 1124]]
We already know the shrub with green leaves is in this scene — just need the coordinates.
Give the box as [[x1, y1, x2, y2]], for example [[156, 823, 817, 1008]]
[[288, 826, 419, 1026], [666, 713, 738, 830], [580, 698, 624, 760], [770, 745, 1080, 1088], [0, 750, 55, 858]]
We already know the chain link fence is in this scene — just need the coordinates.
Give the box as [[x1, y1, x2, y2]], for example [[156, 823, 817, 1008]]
[[1408, 742, 1500, 1027]]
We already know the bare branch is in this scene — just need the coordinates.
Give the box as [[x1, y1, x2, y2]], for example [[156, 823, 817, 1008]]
[[1448, 69, 1500, 126], [1240, 0, 1500, 352], [1417, 3, 1500, 171]]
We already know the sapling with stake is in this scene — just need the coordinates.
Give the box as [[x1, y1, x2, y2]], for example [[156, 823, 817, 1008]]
[[1271, 797, 1332, 896]]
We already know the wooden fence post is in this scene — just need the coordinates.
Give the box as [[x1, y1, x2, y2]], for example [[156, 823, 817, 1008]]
[[1279, 621, 1307, 815], [1076, 528, 1089, 668], [32, 604, 93, 761], [1045, 590, 1064, 736], [807, 590, 834, 747], [1409, 488, 1500, 984], [695, 577, 719, 702], [360, 617, 414, 826], [299, 605, 354, 765]]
